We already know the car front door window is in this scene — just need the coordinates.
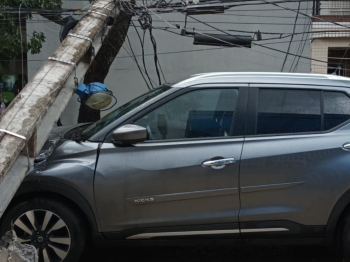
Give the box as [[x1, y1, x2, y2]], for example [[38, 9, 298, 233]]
[[134, 88, 239, 140]]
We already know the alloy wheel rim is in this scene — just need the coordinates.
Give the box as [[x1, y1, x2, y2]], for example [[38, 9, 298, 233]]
[[13, 209, 71, 262]]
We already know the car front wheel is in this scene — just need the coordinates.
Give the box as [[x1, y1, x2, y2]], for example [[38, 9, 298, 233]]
[[0, 198, 87, 262]]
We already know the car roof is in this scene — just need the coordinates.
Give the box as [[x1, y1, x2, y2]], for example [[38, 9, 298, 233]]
[[172, 72, 350, 88]]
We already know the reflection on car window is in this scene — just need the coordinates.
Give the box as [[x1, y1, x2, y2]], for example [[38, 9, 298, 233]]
[[80, 85, 171, 139], [134, 89, 238, 140], [257, 89, 321, 135]]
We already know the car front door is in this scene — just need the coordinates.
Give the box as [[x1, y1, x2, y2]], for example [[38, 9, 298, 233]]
[[94, 85, 247, 239], [239, 85, 350, 239]]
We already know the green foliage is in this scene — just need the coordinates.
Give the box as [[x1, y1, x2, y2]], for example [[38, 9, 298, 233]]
[[0, 0, 62, 11], [0, 0, 62, 69]]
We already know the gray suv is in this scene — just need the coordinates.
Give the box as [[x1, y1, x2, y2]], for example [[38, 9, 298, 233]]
[[2, 72, 350, 262]]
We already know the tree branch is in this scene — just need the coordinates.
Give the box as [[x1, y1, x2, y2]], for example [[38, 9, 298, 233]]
[[38, 13, 65, 26]]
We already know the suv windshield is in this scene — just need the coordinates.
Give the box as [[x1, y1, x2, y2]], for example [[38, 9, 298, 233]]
[[79, 85, 172, 140]]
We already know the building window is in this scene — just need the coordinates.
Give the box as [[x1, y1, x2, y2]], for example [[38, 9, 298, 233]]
[[328, 47, 350, 77]]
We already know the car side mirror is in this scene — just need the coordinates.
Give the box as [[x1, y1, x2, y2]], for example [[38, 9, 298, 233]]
[[112, 124, 147, 144]]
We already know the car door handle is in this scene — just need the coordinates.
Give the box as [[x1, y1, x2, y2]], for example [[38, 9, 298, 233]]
[[343, 143, 350, 150], [202, 158, 236, 169]]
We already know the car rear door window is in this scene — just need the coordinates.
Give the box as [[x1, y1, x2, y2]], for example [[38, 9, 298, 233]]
[[257, 89, 321, 135], [134, 89, 238, 140], [324, 91, 350, 130]]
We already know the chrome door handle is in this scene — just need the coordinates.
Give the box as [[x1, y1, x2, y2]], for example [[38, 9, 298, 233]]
[[343, 143, 350, 150], [202, 158, 236, 169]]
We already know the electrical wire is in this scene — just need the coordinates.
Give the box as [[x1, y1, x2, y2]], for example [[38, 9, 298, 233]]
[[137, 2, 347, 72], [143, 28, 288, 70], [121, 43, 158, 86], [6, 16, 347, 42], [132, 21, 155, 88], [157, 58, 167, 82], [132, 2, 321, 68], [149, 0, 326, 12], [259, 0, 350, 30], [131, 22, 350, 41], [150, 19, 312, 26], [186, 15, 329, 65], [95, 1, 336, 71], [137, 11, 154, 88], [109, 14, 153, 90], [0, 42, 305, 60], [2, 26, 342, 74], [149, 27, 165, 84], [142, 30, 155, 87], [148, 0, 305, 9], [290, 18, 308, 71], [211, 13, 310, 18], [137, 12, 166, 86], [293, 26, 310, 72], [225, 7, 350, 12], [143, 25, 315, 46], [59, 0, 317, 3], [145, 0, 350, 33], [289, 0, 310, 70], [147, 15, 163, 85], [106, 36, 158, 88], [290, 18, 309, 72], [292, 4, 311, 72], [0, 8, 89, 14], [280, 0, 300, 72], [125, 35, 152, 90], [135, 0, 177, 28]]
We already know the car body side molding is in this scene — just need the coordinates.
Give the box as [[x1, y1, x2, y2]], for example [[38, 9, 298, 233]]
[[241, 181, 305, 194], [126, 188, 238, 205], [127, 228, 289, 239]]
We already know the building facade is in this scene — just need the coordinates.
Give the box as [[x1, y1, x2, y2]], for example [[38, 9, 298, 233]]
[[311, 1, 350, 76]]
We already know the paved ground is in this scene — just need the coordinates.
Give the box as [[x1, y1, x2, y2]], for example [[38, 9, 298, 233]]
[[80, 246, 344, 262]]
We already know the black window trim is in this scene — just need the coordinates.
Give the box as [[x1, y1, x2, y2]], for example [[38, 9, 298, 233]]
[[124, 86, 248, 144], [246, 86, 350, 138]]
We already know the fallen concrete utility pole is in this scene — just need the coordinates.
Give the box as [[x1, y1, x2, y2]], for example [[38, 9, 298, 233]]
[[0, 0, 118, 218]]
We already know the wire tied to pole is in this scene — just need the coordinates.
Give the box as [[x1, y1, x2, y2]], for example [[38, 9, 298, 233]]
[[0, 129, 30, 168]]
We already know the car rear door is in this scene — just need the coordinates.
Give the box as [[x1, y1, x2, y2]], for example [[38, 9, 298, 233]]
[[239, 84, 350, 239], [94, 84, 248, 239]]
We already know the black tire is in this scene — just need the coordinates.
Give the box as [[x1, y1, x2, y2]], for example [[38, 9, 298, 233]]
[[0, 197, 87, 262], [342, 212, 350, 262]]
